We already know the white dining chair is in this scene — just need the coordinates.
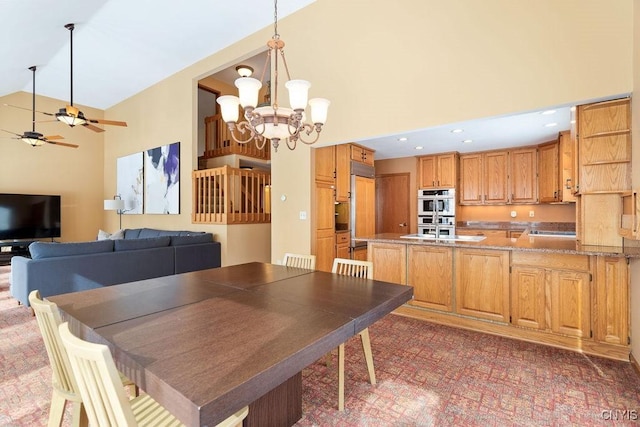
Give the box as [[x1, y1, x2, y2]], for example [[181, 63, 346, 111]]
[[29, 290, 137, 427], [282, 253, 316, 269], [331, 258, 377, 411], [58, 322, 249, 427]]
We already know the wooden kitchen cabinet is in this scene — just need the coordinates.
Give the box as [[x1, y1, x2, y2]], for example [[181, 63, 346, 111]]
[[458, 153, 482, 204], [558, 130, 576, 202], [352, 247, 367, 261], [314, 181, 336, 272], [368, 242, 406, 285], [351, 144, 375, 166], [315, 146, 335, 183], [510, 147, 538, 204], [335, 231, 350, 260], [335, 144, 351, 202], [578, 98, 631, 193], [459, 150, 508, 205], [510, 265, 546, 330], [511, 252, 591, 338], [418, 152, 458, 189], [408, 245, 452, 311], [594, 256, 629, 346], [538, 141, 560, 203], [455, 248, 510, 323]]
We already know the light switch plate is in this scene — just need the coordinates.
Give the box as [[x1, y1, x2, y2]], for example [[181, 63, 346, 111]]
[[299, 211, 307, 220]]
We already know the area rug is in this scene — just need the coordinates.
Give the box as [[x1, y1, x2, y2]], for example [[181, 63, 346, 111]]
[[1, 266, 639, 426]]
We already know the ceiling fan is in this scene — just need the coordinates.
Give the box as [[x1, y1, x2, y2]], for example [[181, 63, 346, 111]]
[[5, 23, 127, 133], [1, 66, 77, 148]]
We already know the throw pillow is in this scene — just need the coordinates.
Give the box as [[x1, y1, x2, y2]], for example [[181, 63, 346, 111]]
[[97, 229, 125, 241]]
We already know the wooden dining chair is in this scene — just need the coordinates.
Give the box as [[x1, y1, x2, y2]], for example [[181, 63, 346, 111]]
[[58, 322, 249, 427], [29, 290, 137, 426], [331, 258, 377, 411], [282, 253, 316, 269]]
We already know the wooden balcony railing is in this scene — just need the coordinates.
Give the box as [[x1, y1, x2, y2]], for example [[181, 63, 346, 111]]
[[202, 113, 270, 161], [192, 165, 271, 224]]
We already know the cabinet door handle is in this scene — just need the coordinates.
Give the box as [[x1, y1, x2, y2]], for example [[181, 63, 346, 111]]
[[399, 223, 407, 227], [348, 191, 351, 199]]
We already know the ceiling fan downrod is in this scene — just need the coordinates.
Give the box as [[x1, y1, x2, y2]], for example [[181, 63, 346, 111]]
[[65, 23, 75, 107]]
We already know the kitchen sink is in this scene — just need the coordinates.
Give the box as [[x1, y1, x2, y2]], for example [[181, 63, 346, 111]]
[[527, 230, 576, 238], [400, 234, 486, 242]]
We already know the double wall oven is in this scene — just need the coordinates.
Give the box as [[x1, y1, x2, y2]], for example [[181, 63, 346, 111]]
[[418, 188, 456, 237]]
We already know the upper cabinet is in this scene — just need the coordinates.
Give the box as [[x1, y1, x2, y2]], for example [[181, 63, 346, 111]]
[[538, 141, 560, 203], [418, 152, 458, 189], [577, 98, 631, 194], [459, 150, 509, 205], [509, 147, 538, 204], [538, 132, 577, 204], [335, 144, 351, 202], [351, 144, 375, 166]]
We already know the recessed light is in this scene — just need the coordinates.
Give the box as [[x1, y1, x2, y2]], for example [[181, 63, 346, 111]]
[[415, 146, 423, 150], [541, 110, 556, 115], [544, 122, 558, 127], [397, 137, 408, 142], [451, 129, 464, 133], [462, 139, 473, 143]]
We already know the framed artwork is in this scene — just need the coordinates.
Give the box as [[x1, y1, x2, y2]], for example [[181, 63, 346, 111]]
[[144, 141, 180, 214], [116, 152, 143, 214]]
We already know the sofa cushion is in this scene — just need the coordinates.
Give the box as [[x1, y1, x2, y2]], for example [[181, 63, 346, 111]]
[[114, 236, 171, 251], [170, 233, 213, 246], [30, 240, 114, 260], [97, 229, 125, 241]]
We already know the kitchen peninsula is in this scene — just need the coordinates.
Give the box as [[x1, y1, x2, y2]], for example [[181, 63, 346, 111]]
[[358, 229, 639, 361]]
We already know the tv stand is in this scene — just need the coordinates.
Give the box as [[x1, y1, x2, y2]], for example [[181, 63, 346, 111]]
[[0, 242, 32, 266]]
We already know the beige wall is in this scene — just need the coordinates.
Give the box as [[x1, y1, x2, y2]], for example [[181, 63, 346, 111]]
[[630, 0, 639, 363], [0, 91, 105, 242], [100, 0, 633, 265]]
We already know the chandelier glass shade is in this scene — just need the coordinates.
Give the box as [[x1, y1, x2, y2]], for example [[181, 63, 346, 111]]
[[216, 0, 330, 152]]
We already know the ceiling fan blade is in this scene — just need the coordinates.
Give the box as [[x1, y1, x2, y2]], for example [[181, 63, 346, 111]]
[[1, 129, 22, 137], [87, 118, 128, 127], [43, 135, 65, 140], [3, 103, 55, 116], [46, 140, 78, 148], [82, 123, 106, 133], [65, 105, 80, 117]]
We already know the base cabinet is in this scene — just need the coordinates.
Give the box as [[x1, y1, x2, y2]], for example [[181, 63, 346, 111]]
[[408, 245, 452, 311], [373, 241, 630, 361], [455, 248, 510, 323], [511, 252, 591, 338], [368, 242, 406, 285], [594, 256, 629, 346]]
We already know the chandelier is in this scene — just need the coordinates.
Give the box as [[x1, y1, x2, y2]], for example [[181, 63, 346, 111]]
[[216, 0, 330, 152]]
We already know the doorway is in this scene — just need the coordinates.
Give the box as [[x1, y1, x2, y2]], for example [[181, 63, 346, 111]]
[[375, 173, 410, 234]]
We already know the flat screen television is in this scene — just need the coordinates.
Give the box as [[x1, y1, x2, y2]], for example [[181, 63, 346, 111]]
[[0, 193, 61, 241]]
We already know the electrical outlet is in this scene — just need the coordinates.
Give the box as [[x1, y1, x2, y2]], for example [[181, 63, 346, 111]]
[[299, 211, 307, 220], [510, 210, 517, 218], [529, 210, 535, 218]]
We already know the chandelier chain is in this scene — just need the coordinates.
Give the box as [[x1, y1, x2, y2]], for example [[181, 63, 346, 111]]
[[273, 0, 279, 40]]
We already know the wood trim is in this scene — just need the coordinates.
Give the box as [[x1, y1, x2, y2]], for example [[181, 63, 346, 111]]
[[393, 304, 630, 361]]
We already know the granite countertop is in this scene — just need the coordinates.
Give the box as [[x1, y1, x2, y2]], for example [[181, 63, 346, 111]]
[[356, 230, 640, 258]]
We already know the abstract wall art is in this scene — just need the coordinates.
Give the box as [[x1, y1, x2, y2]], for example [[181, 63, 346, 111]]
[[144, 141, 180, 214], [116, 152, 143, 214]]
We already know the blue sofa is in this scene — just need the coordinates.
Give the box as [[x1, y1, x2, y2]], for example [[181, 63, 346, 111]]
[[10, 228, 221, 307]]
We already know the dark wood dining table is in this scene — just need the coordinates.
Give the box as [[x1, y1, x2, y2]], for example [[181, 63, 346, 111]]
[[48, 262, 413, 427]]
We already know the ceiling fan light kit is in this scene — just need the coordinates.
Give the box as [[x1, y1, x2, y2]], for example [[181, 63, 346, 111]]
[[217, 0, 329, 152], [1, 66, 78, 148], [53, 23, 126, 132]]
